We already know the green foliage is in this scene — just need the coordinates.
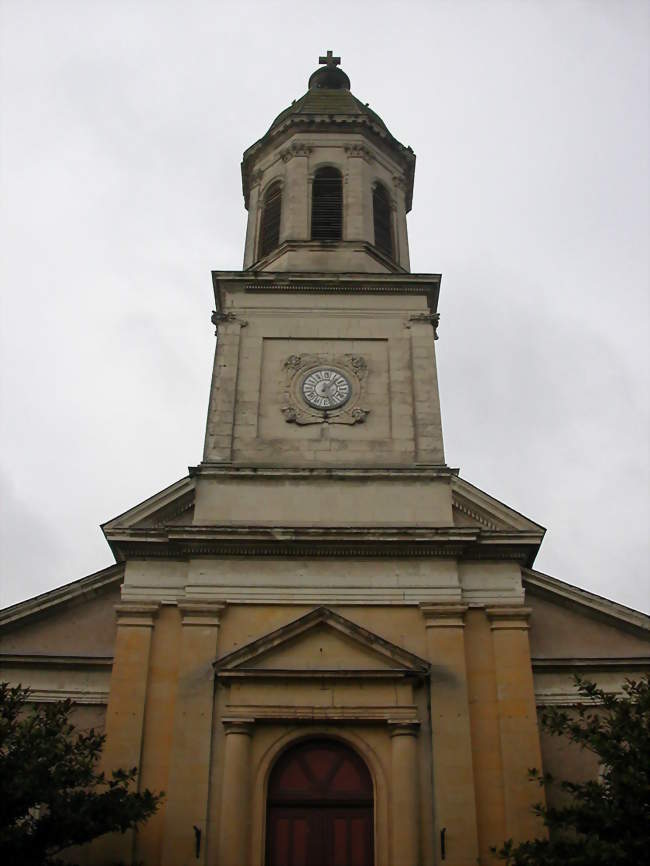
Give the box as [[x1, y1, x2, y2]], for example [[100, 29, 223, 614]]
[[492, 675, 650, 866], [0, 682, 162, 866]]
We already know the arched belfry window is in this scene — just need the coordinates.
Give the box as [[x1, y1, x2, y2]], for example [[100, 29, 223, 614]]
[[311, 167, 343, 241], [373, 182, 393, 258], [259, 181, 282, 258]]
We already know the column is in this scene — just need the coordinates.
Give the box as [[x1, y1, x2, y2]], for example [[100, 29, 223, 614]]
[[217, 719, 254, 866], [389, 722, 420, 866], [161, 601, 226, 866], [99, 602, 159, 864], [420, 604, 480, 866], [487, 607, 546, 844]]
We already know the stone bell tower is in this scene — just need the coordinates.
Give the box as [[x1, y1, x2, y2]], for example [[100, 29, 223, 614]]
[[241, 50, 414, 274], [201, 51, 446, 487], [101, 52, 547, 866]]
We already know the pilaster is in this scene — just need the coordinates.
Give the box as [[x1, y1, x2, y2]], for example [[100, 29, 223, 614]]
[[217, 719, 254, 866], [393, 176, 410, 270], [420, 603, 480, 866], [99, 602, 159, 864], [486, 606, 546, 844], [345, 144, 370, 240], [389, 721, 420, 866], [161, 601, 226, 866], [243, 170, 262, 268], [282, 146, 310, 241], [203, 317, 245, 462], [409, 319, 444, 464]]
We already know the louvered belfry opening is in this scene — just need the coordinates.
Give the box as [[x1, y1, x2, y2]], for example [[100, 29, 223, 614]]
[[259, 181, 282, 258], [311, 167, 343, 241], [373, 182, 393, 259]]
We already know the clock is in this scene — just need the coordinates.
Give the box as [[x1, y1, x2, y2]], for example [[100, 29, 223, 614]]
[[301, 368, 351, 410]]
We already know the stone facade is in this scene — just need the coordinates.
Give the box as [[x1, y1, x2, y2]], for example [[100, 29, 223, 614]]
[[1, 52, 648, 866]]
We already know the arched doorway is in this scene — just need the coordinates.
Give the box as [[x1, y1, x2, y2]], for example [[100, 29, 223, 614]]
[[266, 738, 374, 866]]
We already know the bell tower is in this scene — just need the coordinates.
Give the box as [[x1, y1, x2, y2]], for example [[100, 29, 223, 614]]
[[197, 51, 446, 526], [100, 52, 548, 866], [241, 52, 414, 273]]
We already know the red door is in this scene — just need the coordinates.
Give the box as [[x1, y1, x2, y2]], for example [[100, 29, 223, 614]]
[[267, 740, 374, 866]]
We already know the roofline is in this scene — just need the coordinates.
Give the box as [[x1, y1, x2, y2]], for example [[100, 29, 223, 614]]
[[523, 567, 650, 635], [101, 475, 194, 531], [0, 563, 124, 629], [453, 476, 546, 533]]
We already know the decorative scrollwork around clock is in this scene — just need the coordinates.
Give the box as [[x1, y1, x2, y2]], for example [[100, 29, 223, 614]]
[[282, 353, 370, 426]]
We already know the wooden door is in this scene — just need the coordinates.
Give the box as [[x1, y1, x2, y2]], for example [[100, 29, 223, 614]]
[[267, 740, 374, 866]]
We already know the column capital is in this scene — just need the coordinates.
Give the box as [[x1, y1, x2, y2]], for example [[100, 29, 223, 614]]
[[222, 718, 255, 736], [388, 720, 420, 738], [178, 600, 227, 627], [114, 603, 159, 627], [486, 606, 532, 631], [419, 603, 468, 628]]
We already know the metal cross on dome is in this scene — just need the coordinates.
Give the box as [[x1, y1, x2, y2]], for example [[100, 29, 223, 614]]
[[319, 50, 341, 67]]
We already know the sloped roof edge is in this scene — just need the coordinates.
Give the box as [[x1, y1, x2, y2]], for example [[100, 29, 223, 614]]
[[0, 563, 124, 630], [523, 568, 650, 635], [452, 476, 546, 534], [101, 475, 195, 531]]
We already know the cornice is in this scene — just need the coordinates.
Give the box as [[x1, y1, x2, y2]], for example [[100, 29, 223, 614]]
[[452, 500, 499, 530], [248, 239, 408, 274], [0, 653, 113, 669], [224, 705, 419, 723], [104, 523, 541, 564], [17, 688, 110, 706], [217, 668, 420, 681], [190, 464, 456, 480], [211, 270, 442, 315], [532, 656, 650, 672]]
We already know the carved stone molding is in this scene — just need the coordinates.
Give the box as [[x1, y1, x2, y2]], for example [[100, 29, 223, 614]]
[[392, 173, 407, 190], [211, 310, 248, 333], [178, 600, 226, 627], [280, 143, 313, 162], [249, 168, 264, 187], [222, 718, 255, 735], [486, 606, 532, 631], [406, 311, 440, 339], [419, 603, 468, 628], [387, 720, 420, 737], [114, 603, 159, 628], [344, 143, 371, 161], [282, 353, 370, 426]]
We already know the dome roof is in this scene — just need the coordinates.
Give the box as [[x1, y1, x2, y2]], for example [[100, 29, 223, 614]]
[[267, 87, 390, 137], [241, 53, 415, 211], [266, 54, 390, 138]]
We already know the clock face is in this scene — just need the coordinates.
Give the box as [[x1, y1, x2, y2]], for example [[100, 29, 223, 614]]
[[302, 368, 351, 410]]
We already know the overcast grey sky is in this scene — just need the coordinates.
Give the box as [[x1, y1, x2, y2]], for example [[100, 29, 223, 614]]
[[1, 0, 648, 612]]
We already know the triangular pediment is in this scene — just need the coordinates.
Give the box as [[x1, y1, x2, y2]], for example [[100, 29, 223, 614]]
[[215, 607, 430, 678], [451, 476, 545, 534], [101, 476, 195, 532]]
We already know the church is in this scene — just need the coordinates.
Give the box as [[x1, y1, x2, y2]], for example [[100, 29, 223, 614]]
[[1, 52, 648, 866]]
